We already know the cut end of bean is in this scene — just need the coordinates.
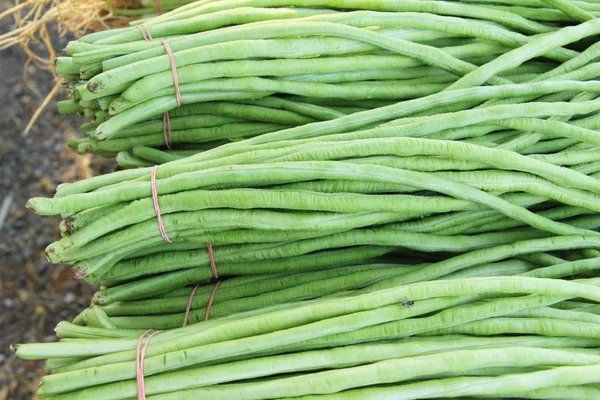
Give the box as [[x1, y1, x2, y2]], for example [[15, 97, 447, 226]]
[[10, 344, 18, 353], [26, 198, 55, 216], [94, 125, 109, 141], [46, 242, 69, 263], [60, 218, 73, 236], [86, 80, 100, 94], [72, 266, 87, 280], [25, 199, 37, 214], [44, 247, 56, 263], [92, 293, 104, 305]]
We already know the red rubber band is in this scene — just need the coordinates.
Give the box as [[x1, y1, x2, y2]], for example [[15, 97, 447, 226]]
[[136, 24, 153, 41], [153, 38, 179, 148], [182, 283, 201, 327], [182, 242, 221, 326], [161, 39, 182, 107], [136, 329, 161, 400], [205, 280, 221, 321], [151, 165, 172, 243], [138, 9, 176, 242], [207, 242, 219, 279], [162, 112, 172, 149]]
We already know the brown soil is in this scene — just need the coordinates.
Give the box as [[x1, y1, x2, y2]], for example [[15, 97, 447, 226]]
[[1, 2, 113, 398]]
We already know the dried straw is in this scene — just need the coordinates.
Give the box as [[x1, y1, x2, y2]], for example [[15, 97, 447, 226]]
[[0, 1, 138, 71], [0, 1, 144, 134]]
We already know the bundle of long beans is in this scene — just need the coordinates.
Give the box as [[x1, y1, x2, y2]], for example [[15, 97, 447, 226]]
[[55, 0, 600, 166], [14, 272, 600, 399], [15, 0, 600, 398], [79, 246, 600, 330], [31, 77, 600, 291]]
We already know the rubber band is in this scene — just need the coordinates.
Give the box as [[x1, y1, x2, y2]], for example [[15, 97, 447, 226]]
[[136, 25, 173, 148], [205, 280, 222, 321], [153, 39, 180, 147], [207, 242, 220, 279], [136, 24, 153, 41], [136, 329, 161, 400], [182, 284, 201, 327], [161, 39, 182, 107], [162, 112, 172, 149], [151, 165, 172, 243], [182, 242, 221, 326]]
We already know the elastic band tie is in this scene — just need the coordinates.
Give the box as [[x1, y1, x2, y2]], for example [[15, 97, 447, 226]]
[[161, 39, 182, 107], [151, 165, 172, 243], [136, 24, 153, 41], [205, 280, 221, 321], [182, 284, 200, 327], [137, 24, 171, 148], [160, 38, 180, 148], [136, 329, 161, 400], [182, 242, 221, 327], [207, 242, 219, 280], [162, 112, 172, 149]]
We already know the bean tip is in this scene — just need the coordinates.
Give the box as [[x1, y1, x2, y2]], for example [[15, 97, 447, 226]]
[[92, 293, 103, 305], [44, 247, 53, 261], [45, 243, 66, 263], [59, 219, 72, 237], [63, 217, 74, 235], [26, 197, 55, 216], [25, 199, 36, 213], [71, 266, 87, 280], [87, 80, 100, 93]]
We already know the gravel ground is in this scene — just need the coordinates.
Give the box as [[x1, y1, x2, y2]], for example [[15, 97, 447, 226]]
[[0, 3, 113, 398]]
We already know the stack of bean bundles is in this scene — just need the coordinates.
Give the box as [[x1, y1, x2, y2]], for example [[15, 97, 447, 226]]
[[14, 1, 600, 399]]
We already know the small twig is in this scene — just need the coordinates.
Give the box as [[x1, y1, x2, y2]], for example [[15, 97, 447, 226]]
[[0, 192, 15, 231], [23, 79, 63, 136], [95, 0, 112, 30]]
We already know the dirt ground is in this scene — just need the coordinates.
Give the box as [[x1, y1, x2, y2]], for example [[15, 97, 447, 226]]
[[0, 3, 113, 398]]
